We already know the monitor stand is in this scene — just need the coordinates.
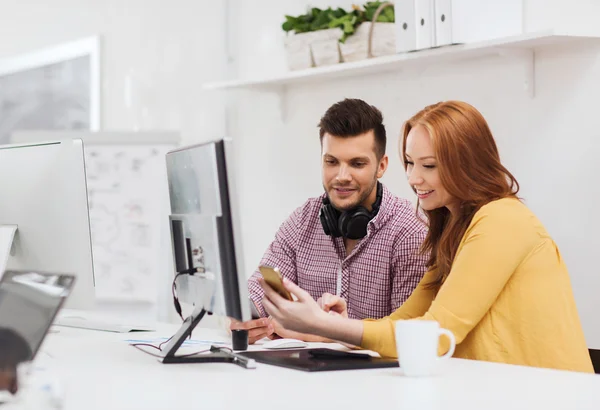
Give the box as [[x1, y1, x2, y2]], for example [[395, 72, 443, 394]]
[[0, 225, 17, 276], [160, 304, 255, 369]]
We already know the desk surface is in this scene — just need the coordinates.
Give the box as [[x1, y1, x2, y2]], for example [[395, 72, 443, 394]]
[[22, 323, 600, 409]]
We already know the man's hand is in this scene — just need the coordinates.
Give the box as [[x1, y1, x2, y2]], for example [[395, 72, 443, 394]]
[[229, 317, 274, 344], [317, 293, 348, 317]]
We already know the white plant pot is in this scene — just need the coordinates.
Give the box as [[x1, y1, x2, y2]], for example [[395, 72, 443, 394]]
[[339, 22, 396, 63], [284, 28, 343, 70], [284, 33, 314, 71], [311, 38, 342, 67], [310, 28, 342, 67]]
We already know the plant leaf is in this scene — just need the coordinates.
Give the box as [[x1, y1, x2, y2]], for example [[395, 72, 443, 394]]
[[342, 20, 355, 34], [333, 8, 346, 18], [384, 7, 395, 22]]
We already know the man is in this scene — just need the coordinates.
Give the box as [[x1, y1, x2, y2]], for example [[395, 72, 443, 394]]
[[232, 98, 428, 343]]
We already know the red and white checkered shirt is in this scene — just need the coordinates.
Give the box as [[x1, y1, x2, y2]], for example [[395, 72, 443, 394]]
[[248, 184, 428, 320]]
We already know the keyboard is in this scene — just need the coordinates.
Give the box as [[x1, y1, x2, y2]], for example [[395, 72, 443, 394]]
[[53, 316, 155, 333]]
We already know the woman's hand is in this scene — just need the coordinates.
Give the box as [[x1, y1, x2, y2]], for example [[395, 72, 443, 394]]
[[317, 293, 348, 317], [259, 277, 328, 335], [269, 318, 333, 342]]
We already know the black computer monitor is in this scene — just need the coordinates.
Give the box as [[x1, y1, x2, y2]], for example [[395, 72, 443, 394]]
[[165, 138, 250, 322]]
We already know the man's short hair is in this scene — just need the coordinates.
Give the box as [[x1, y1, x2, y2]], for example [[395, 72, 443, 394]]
[[318, 98, 386, 160]]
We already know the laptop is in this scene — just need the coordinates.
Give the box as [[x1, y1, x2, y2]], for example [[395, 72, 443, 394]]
[[0, 270, 75, 396]]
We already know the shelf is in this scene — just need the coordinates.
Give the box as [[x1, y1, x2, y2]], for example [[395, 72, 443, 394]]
[[203, 30, 600, 94]]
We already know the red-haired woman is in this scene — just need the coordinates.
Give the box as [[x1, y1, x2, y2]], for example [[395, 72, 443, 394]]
[[258, 101, 593, 373]]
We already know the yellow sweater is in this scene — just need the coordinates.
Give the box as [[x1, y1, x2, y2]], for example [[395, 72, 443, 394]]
[[361, 198, 594, 373]]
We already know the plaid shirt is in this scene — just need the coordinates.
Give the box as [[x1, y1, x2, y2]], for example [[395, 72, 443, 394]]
[[248, 184, 428, 320]]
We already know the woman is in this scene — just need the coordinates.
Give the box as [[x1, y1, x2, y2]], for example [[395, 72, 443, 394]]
[[259, 101, 594, 373]]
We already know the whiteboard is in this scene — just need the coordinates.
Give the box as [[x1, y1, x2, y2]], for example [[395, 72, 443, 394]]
[[11, 131, 179, 304]]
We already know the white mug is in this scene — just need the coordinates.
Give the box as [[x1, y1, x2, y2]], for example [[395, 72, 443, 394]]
[[395, 320, 456, 377]]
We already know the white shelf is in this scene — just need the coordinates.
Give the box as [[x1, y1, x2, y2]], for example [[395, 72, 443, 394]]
[[203, 30, 600, 94]]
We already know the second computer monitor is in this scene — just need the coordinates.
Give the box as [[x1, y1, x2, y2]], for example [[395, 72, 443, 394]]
[[0, 140, 95, 309], [165, 138, 250, 321]]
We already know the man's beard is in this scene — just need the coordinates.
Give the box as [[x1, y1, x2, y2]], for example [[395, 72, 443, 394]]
[[324, 177, 378, 212]]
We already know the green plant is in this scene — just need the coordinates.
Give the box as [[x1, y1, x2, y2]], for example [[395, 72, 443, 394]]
[[328, 10, 361, 42], [282, 2, 395, 43], [364, 2, 395, 23], [281, 7, 347, 34]]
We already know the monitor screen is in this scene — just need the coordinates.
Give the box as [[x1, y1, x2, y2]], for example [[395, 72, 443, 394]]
[[0, 271, 75, 361]]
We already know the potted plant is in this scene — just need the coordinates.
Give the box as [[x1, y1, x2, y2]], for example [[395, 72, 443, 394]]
[[281, 3, 396, 70], [281, 7, 346, 70], [338, 2, 396, 63]]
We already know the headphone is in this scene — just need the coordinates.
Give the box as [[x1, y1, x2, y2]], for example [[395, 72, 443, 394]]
[[319, 182, 383, 240]]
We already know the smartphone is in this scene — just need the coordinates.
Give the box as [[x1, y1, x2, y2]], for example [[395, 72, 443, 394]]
[[259, 265, 293, 301]]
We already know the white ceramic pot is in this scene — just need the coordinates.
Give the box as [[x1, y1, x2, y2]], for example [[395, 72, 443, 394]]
[[284, 28, 343, 70], [339, 22, 396, 63]]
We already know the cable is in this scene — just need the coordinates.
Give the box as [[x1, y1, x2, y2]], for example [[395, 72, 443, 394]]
[[172, 269, 203, 322], [131, 336, 225, 359], [132, 344, 167, 358], [172, 272, 186, 321], [158, 336, 173, 351], [132, 343, 211, 359]]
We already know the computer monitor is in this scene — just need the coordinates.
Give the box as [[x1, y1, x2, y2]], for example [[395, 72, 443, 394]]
[[0, 140, 95, 309], [165, 138, 250, 322]]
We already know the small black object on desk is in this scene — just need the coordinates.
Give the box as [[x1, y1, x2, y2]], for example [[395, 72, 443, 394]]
[[231, 329, 248, 351]]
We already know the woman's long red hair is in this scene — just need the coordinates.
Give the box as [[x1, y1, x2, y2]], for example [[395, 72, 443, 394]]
[[401, 101, 520, 288]]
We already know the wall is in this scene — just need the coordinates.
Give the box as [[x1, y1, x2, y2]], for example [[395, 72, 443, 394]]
[[0, 0, 227, 143], [0, 0, 228, 323], [223, 0, 600, 348]]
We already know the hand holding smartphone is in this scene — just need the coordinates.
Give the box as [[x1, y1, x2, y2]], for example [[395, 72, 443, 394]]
[[259, 265, 293, 301]]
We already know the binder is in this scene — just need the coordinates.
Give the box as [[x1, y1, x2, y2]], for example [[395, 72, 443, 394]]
[[434, 0, 453, 46], [395, 0, 417, 53], [415, 0, 435, 50], [451, 0, 522, 44]]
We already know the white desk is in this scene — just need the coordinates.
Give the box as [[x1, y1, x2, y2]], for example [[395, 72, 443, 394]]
[[23, 323, 600, 409]]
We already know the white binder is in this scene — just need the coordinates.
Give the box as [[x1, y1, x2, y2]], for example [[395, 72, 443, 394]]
[[434, 0, 453, 46], [415, 0, 436, 50], [451, 0, 522, 44], [395, 0, 417, 53]]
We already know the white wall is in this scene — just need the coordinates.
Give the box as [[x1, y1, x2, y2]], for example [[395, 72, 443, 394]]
[[0, 0, 229, 323], [0, 0, 227, 143], [224, 0, 600, 348]]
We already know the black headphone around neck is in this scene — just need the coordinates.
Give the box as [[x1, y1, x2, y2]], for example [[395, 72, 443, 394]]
[[319, 182, 383, 240]]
